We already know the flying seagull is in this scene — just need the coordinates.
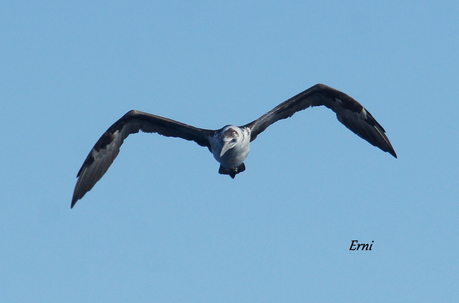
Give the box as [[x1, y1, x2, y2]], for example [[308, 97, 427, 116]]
[[71, 84, 396, 208]]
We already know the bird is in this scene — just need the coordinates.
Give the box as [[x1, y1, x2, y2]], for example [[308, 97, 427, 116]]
[[71, 84, 396, 208]]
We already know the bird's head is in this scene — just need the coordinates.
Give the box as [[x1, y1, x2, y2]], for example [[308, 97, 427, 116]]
[[220, 125, 242, 157]]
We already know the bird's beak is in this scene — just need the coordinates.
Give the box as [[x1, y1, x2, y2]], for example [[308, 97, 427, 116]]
[[220, 141, 233, 157]]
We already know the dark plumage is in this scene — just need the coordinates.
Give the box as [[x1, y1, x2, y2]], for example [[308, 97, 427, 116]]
[[72, 84, 396, 208]]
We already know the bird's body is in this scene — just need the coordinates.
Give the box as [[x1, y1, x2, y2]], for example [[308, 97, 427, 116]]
[[71, 84, 397, 208], [210, 126, 251, 178]]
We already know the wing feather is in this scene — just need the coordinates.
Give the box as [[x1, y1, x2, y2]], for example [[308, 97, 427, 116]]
[[243, 84, 396, 157], [71, 110, 214, 208]]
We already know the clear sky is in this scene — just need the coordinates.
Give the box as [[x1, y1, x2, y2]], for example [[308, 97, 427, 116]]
[[1, 1, 458, 302]]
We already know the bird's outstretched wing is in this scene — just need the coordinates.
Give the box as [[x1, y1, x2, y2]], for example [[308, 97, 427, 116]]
[[242, 84, 397, 158], [71, 110, 214, 208]]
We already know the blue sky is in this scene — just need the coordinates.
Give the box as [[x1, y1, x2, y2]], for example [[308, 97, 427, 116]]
[[1, 1, 458, 302]]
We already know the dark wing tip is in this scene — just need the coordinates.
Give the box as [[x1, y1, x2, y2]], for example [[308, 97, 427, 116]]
[[70, 169, 90, 208], [71, 186, 82, 208], [389, 147, 397, 158], [364, 111, 397, 159]]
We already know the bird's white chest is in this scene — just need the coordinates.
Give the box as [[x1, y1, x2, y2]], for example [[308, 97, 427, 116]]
[[215, 140, 250, 167]]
